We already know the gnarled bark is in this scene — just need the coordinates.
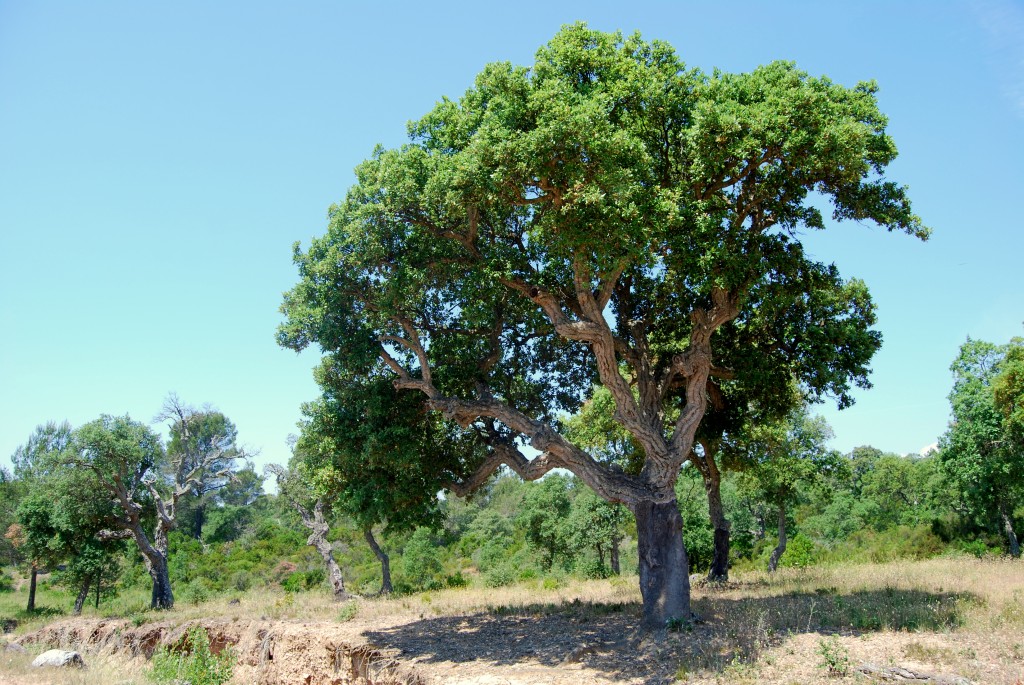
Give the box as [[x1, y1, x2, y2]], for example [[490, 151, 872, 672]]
[[635, 500, 692, 629], [363, 526, 393, 595], [301, 501, 348, 600]]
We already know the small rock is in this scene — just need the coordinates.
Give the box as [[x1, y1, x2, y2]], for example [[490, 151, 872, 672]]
[[228, 598, 241, 605], [6, 642, 28, 653], [31, 649, 85, 669], [562, 644, 597, 664]]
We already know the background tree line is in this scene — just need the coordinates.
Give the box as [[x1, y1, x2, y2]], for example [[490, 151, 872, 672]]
[[0, 330, 1020, 619]]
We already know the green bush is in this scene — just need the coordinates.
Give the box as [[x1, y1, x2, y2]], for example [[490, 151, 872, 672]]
[[179, 580, 211, 606], [443, 572, 468, 589], [281, 572, 306, 593], [0, 572, 12, 593], [151, 626, 233, 685], [780, 533, 818, 569], [229, 570, 251, 592], [575, 556, 610, 579], [957, 539, 996, 558], [303, 567, 326, 589], [483, 564, 516, 588]]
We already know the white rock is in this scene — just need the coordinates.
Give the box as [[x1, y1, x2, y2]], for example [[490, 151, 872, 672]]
[[30, 649, 85, 668]]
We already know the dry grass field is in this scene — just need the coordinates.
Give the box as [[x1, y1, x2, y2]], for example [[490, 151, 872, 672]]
[[1, 555, 1022, 684]]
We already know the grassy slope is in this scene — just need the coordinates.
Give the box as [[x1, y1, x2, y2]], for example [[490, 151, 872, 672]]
[[1, 556, 1022, 684]]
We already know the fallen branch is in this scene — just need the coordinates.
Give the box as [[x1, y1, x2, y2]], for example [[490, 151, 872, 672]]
[[856, 662, 971, 685]]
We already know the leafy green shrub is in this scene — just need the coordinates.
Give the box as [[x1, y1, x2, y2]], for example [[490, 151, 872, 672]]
[[338, 601, 359, 622], [958, 539, 996, 558], [281, 572, 306, 593], [541, 574, 565, 590], [151, 626, 233, 685], [780, 533, 818, 568], [0, 572, 12, 593], [179, 580, 211, 606], [400, 528, 443, 591], [484, 564, 516, 588], [817, 635, 850, 676], [303, 568, 326, 589], [517, 567, 538, 582], [575, 556, 610, 579], [443, 572, 468, 589], [229, 570, 251, 592]]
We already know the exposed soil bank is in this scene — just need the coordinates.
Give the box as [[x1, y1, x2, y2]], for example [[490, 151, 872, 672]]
[[17, 618, 424, 685]]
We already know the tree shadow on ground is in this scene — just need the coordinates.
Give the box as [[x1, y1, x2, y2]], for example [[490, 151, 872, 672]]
[[360, 587, 978, 683]]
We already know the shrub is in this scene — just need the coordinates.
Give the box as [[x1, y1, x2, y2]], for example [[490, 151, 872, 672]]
[[780, 533, 818, 569], [303, 567, 326, 589], [958, 539, 996, 559], [817, 635, 850, 677], [179, 580, 211, 606], [0, 572, 12, 593], [281, 572, 306, 593], [443, 572, 468, 589], [151, 626, 233, 685], [484, 564, 516, 588], [575, 556, 610, 579], [229, 570, 251, 592]]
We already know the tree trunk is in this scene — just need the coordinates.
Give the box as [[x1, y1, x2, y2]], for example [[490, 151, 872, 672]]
[[610, 534, 621, 575], [693, 444, 731, 581], [704, 468, 730, 582], [95, 573, 101, 609], [364, 526, 393, 595], [308, 529, 348, 600], [1000, 500, 1021, 559], [634, 499, 691, 630], [148, 553, 174, 609], [767, 505, 787, 573], [27, 564, 37, 613], [73, 578, 91, 616]]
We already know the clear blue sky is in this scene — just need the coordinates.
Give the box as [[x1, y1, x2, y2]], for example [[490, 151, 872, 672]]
[[2, 1, 1022, 475]]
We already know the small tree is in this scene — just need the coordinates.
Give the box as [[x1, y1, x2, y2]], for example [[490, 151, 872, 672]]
[[10, 422, 76, 612], [733, 405, 837, 572], [517, 475, 573, 571], [294, 371, 475, 595], [564, 487, 627, 575], [267, 462, 350, 599]]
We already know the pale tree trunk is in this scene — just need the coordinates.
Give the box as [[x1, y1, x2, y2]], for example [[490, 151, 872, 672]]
[[767, 505, 787, 573], [26, 564, 37, 613], [999, 500, 1021, 559], [299, 501, 348, 599], [610, 534, 621, 575], [363, 526, 393, 595], [73, 578, 91, 616], [635, 500, 692, 629]]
